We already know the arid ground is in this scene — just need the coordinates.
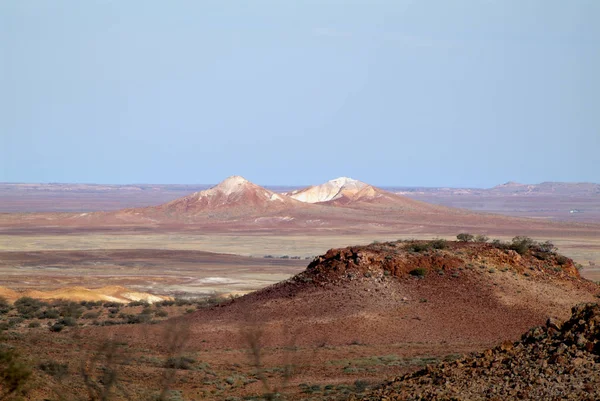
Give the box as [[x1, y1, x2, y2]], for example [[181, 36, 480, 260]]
[[1, 181, 599, 400]]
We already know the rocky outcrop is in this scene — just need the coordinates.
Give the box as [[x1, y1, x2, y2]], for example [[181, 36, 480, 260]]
[[362, 303, 600, 401], [294, 240, 583, 287]]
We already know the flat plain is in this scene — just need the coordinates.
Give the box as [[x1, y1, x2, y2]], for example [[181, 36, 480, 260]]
[[1, 180, 599, 400]]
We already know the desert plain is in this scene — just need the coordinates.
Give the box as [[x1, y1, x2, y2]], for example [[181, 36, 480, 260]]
[[0, 177, 599, 400]]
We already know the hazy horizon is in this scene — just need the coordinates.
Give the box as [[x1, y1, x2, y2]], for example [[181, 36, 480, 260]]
[[1, 176, 599, 190], [2, 1, 598, 187]]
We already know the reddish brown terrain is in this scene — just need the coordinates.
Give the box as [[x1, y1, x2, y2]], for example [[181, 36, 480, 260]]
[[7, 240, 599, 400], [363, 302, 600, 400], [2, 180, 598, 224], [1, 177, 599, 399], [2, 177, 599, 240]]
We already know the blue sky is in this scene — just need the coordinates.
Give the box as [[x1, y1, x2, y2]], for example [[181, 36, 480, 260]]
[[1, 1, 598, 187]]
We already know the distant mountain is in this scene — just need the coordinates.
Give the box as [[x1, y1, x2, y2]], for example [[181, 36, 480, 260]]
[[151, 176, 302, 216], [5, 176, 599, 236], [288, 177, 440, 209]]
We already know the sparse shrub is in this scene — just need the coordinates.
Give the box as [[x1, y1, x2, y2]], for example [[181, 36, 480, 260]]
[[175, 298, 191, 307], [82, 311, 101, 319], [409, 268, 427, 277], [510, 236, 535, 255], [141, 307, 153, 315], [430, 239, 447, 249], [0, 343, 32, 397], [408, 242, 430, 252], [155, 309, 168, 318], [58, 317, 77, 327], [207, 294, 226, 306], [556, 255, 570, 266], [0, 297, 11, 315], [128, 300, 149, 307], [474, 234, 489, 243], [14, 297, 46, 319], [456, 233, 474, 242], [39, 360, 68, 379], [125, 313, 151, 324], [264, 255, 274, 259], [28, 321, 41, 328], [165, 356, 196, 370], [49, 323, 64, 332], [58, 301, 84, 318], [537, 240, 557, 253], [354, 380, 369, 393], [37, 308, 60, 319], [103, 301, 121, 308]]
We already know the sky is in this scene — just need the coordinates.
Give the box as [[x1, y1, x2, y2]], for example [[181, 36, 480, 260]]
[[1, 1, 598, 188]]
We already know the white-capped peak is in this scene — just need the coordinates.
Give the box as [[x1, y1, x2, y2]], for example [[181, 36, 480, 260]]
[[210, 175, 251, 196], [327, 177, 365, 188], [289, 176, 369, 203]]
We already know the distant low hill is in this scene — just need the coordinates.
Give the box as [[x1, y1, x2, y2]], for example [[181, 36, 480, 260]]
[[2, 176, 599, 236], [393, 181, 600, 197], [112, 240, 599, 351]]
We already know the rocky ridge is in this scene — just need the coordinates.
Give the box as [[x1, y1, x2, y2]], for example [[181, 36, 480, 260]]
[[294, 239, 583, 287], [361, 302, 600, 401]]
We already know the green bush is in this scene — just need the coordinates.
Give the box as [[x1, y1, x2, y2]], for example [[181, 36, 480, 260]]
[[155, 310, 168, 318], [14, 297, 46, 319], [537, 240, 557, 253], [82, 311, 101, 319], [8, 317, 23, 327], [0, 297, 11, 315], [37, 308, 60, 319], [165, 356, 196, 370], [39, 360, 68, 379], [128, 300, 149, 307], [409, 268, 427, 277], [0, 343, 32, 397], [456, 233, 474, 242], [58, 301, 84, 319], [408, 243, 430, 252], [125, 313, 151, 324], [510, 236, 535, 255], [58, 317, 77, 327], [474, 234, 489, 243], [49, 323, 64, 332], [430, 239, 447, 250]]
